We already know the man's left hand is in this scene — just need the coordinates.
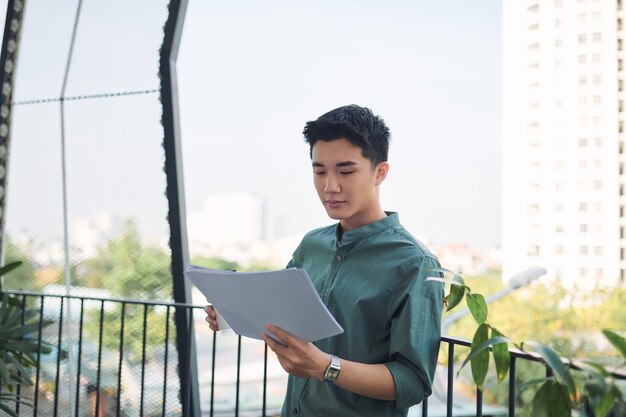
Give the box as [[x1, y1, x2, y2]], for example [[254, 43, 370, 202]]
[[261, 324, 330, 380]]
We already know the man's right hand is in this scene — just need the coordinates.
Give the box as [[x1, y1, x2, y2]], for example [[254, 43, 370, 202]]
[[204, 305, 220, 332]]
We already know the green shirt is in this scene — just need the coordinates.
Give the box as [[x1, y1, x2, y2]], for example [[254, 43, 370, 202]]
[[281, 212, 444, 417]]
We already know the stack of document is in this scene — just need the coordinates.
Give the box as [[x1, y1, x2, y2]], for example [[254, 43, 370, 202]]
[[185, 265, 344, 343]]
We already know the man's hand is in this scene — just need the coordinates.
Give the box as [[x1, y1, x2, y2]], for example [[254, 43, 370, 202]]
[[204, 305, 220, 332], [261, 324, 330, 380]]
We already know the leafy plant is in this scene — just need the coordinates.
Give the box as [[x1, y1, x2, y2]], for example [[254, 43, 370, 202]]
[[429, 267, 626, 417], [0, 261, 52, 417]]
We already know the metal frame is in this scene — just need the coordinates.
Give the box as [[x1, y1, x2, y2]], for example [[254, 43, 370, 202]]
[[0, 0, 25, 271], [159, 1, 199, 416]]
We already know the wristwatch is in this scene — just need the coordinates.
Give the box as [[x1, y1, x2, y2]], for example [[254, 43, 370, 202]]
[[323, 354, 341, 382]]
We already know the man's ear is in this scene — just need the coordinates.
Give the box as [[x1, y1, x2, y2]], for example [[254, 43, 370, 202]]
[[375, 162, 389, 185]]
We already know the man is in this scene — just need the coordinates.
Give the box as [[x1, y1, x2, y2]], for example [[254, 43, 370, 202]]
[[206, 104, 443, 417]]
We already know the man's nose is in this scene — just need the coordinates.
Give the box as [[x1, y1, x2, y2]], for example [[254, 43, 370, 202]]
[[324, 173, 341, 193]]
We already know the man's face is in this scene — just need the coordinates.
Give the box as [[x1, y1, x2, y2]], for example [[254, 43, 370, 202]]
[[312, 138, 388, 231]]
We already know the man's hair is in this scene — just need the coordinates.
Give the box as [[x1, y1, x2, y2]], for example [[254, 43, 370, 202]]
[[302, 104, 390, 166]]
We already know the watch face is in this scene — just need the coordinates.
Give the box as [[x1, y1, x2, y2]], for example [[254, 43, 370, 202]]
[[327, 366, 340, 382]]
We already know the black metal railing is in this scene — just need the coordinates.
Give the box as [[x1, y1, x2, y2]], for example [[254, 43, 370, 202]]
[[1, 290, 624, 417]]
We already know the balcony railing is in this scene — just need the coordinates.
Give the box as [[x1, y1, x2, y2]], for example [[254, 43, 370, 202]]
[[1, 290, 624, 417]]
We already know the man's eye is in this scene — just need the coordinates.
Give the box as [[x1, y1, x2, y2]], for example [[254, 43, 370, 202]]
[[340, 171, 355, 175], [314, 171, 326, 175]]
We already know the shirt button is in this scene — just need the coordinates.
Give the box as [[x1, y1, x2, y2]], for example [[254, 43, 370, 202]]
[[336, 255, 342, 261], [292, 408, 298, 415]]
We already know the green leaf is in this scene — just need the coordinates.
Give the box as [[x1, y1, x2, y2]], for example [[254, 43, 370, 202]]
[[0, 261, 23, 277], [525, 341, 576, 397], [459, 335, 510, 373], [520, 377, 549, 391], [447, 276, 466, 312], [470, 323, 490, 390], [532, 380, 572, 417], [492, 327, 510, 384], [578, 360, 611, 377], [592, 382, 617, 417], [0, 356, 11, 385], [1, 352, 33, 384], [584, 372, 608, 409], [0, 401, 19, 417], [466, 293, 488, 324], [602, 329, 626, 360], [3, 322, 43, 339]]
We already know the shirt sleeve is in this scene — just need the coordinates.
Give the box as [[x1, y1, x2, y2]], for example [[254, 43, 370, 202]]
[[384, 255, 444, 409]]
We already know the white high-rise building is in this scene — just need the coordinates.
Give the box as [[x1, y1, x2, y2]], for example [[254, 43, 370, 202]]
[[502, 0, 625, 288]]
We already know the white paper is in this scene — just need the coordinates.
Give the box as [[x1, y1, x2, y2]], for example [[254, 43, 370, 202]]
[[185, 265, 344, 343]]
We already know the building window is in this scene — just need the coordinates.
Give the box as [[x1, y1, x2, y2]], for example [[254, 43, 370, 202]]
[[580, 268, 588, 277], [555, 99, 563, 107], [594, 202, 603, 211], [580, 224, 588, 233], [593, 74, 602, 84], [593, 180, 602, 190], [555, 19, 562, 27], [555, 38, 563, 47], [592, 95, 601, 105], [592, 11, 601, 22], [555, 160, 564, 169], [556, 203, 564, 212], [621, 226, 625, 239], [556, 245, 564, 254], [529, 204, 540, 215], [578, 75, 588, 85], [578, 33, 587, 43], [580, 246, 588, 255], [592, 32, 602, 42], [595, 268, 603, 279], [592, 53, 601, 63], [555, 0, 563, 5], [594, 246, 603, 255], [593, 159, 602, 168], [579, 202, 588, 211], [578, 13, 587, 23], [579, 138, 588, 147], [578, 96, 588, 106], [556, 225, 564, 233], [593, 116, 602, 126], [528, 245, 540, 256], [579, 160, 588, 169], [594, 137, 602, 147], [578, 117, 588, 127]]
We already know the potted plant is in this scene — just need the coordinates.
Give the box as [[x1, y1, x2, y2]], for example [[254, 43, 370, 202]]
[[430, 267, 626, 417], [0, 261, 51, 417]]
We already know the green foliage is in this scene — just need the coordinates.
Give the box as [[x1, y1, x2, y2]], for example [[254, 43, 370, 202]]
[[0, 239, 38, 291], [0, 263, 52, 416], [430, 267, 626, 417]]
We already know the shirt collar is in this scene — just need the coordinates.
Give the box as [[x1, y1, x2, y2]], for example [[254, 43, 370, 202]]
[[335, 212, 399, 247]]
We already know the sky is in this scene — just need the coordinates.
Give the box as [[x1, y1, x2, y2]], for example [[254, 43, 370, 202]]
[[177, 0, 503, 249], [1, 0, 503, 253]]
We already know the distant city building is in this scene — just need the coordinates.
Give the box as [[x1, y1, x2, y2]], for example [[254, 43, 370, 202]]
[[70, 211, 125, 261], [502, 0, 624, 288], [187, 193, 297, 267]]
